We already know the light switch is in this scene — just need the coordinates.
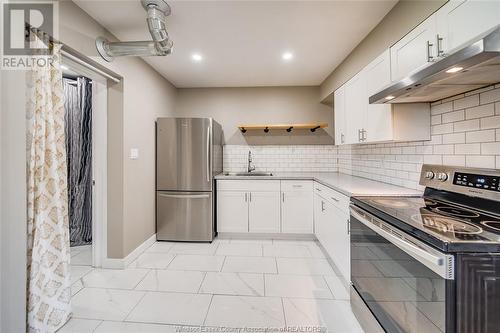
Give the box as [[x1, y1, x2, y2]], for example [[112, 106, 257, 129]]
[[129, 148, 139, 160]]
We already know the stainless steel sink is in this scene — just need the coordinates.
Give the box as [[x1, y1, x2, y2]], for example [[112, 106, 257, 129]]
[[224, 172, 273, 176]]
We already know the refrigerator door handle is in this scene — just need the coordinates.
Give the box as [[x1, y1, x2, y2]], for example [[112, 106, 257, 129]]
[[158, 193, 210, 199], [206, 126, 211, 182]]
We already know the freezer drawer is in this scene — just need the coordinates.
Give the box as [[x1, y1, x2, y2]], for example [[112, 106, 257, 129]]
[[156, 191, 214, 241]]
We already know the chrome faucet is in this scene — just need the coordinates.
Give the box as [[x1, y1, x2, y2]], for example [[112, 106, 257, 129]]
[[247, 151, 256, 173]]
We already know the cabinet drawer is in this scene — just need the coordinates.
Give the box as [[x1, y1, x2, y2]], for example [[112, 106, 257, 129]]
[[217, 179, 280, 192], [281, 180, 313, 192], [313, 182, 350, 214]]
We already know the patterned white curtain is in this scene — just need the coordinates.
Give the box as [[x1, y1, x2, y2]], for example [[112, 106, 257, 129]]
[[26, 42, 72, 333]]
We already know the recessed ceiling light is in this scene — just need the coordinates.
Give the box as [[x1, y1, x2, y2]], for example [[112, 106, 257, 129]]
[[385, 95, 395, 100], [282, 52, 293, 61], [445, 66, 463, 73], [61, 64, 69, 70], [191, 53, 203, 62]]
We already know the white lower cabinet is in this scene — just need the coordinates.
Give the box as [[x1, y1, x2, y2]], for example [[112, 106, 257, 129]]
[[249, 191, 280, 233], [217, 179, 350, 281], [314, 189, 350, 282], [217, 191, 249, 232], [281, 181, 313, 233]]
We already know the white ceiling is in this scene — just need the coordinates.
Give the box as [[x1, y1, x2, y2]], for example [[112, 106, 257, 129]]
[[74, 0, 397, 88]]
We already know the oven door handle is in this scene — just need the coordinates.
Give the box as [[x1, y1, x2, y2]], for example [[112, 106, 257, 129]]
[[350, 204, 454, 280]]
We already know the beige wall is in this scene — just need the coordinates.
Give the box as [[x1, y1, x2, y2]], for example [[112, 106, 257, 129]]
[[320, 0, 446, 103], [175, 86, 334, 145], [59, 1, 178, 258]]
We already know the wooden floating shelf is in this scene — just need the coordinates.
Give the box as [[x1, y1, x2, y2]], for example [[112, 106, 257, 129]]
[[238, 123, 328, 133]]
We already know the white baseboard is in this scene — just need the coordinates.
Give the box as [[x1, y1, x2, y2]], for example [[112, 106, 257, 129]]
[[101, 233, 156, 269]]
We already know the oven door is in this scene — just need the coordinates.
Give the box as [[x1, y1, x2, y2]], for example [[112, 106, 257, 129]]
[[350, 204, 455, 333]]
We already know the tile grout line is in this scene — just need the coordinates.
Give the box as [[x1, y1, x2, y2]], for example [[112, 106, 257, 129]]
[[122, 290, 148, 323], [202, 294, 215, 326], [196, 271, 208, 294], [90, 320, 104, 333]]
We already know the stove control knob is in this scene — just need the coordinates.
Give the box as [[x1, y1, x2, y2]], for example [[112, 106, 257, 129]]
[[437, 173, 448, 182], [425, 171, 435, 179]]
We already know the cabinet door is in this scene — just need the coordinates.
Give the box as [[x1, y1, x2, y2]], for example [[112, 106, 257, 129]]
[[436, 0, 500, 55], [390, 15, 437, 82], [324, 201, 351, 281], [365, 49, 393, 143], [217, 191, 248, 232], [281, 191, 313, 234], [334, 86, 346, 145], [248, 191, 280, 233], [344, 72, 366, 144]]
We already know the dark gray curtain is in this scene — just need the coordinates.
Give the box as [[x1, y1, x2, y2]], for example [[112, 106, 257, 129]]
[[63, 77, 93, 246]]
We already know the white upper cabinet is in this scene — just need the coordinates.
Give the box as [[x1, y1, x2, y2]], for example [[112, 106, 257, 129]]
[[364, 49, 393, 143], [334, 49, 430, 146], [334, 86, 346, 145], [390, 15, 437, 82], [344, 71, 367, 144], [436, 0, 500, 55]]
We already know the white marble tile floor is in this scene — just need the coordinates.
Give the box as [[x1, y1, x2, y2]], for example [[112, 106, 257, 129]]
[[60, 238, 364, 333]]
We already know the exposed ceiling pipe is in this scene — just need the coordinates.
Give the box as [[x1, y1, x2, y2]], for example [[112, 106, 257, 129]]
[[96, 0, 173, 62]]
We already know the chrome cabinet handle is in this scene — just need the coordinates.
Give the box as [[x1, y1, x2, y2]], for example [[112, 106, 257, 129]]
[[159, 193, 210, 199], [282, 193, 285, 202], [321, 201, 325, 212], [341, 133, 345, 144], [249, 192, 252, 202], [362, 129, 367, 142], [331, 197, 339, 202], [358, 129, 362, 142], [206, 126, 211, 182], [426, 40, 435, 62], [436, 34, 445, 57], [245, 192, 247, 202]]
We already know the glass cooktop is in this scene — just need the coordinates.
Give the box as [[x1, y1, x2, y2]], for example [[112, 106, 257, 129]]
[[354, 196, 500, 244]]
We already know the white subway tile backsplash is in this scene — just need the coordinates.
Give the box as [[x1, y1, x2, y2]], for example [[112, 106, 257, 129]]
[[455, 143, 481, 155], [442, 110, 465, 123], [466, 155, 496, 168], [223, 145, 338, 173], [223, 86, 500, 191], [442, 133, 465, 144], [466, 129, 496, 143], [454, 119, 480, 132], [465, 104, 494, 120], [481, 115, 500, 130], [481, 142, 500, 155], [453, 94, 479, 110], [431, 102, 453, 115], [480, 88, 500, 105]]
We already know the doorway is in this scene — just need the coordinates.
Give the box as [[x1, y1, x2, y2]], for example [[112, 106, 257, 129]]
[[61, 57, 108, 268]]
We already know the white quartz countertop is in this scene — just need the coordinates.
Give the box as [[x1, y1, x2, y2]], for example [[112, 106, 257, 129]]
[[215, 172, 422, 197]]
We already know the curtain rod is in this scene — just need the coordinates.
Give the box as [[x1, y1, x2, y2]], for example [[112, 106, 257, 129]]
[[61, 49, 121, 84], [26, 24, 122, 84]]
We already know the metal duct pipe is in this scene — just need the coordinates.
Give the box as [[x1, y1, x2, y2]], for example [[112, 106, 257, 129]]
[[96, 0, 173, 62]]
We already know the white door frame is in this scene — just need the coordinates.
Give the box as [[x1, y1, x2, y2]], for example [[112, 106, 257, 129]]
[[62, 57, 108, 268]]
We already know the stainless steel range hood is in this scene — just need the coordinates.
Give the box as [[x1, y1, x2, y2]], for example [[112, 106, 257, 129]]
[[370, 25, 500, 104]]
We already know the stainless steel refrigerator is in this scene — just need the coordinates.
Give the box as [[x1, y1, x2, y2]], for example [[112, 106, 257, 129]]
[[156, 118, 223, 242]]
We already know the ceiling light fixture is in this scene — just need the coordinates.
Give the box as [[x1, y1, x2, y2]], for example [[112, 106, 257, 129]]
[[385, 95, 395, 100], [282, 52, 293, 61], [445, 66, 464, 73], [192, 53, 203, 62]]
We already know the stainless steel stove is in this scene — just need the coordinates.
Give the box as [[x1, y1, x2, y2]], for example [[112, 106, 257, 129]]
[[349, 165, 500, 333]]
